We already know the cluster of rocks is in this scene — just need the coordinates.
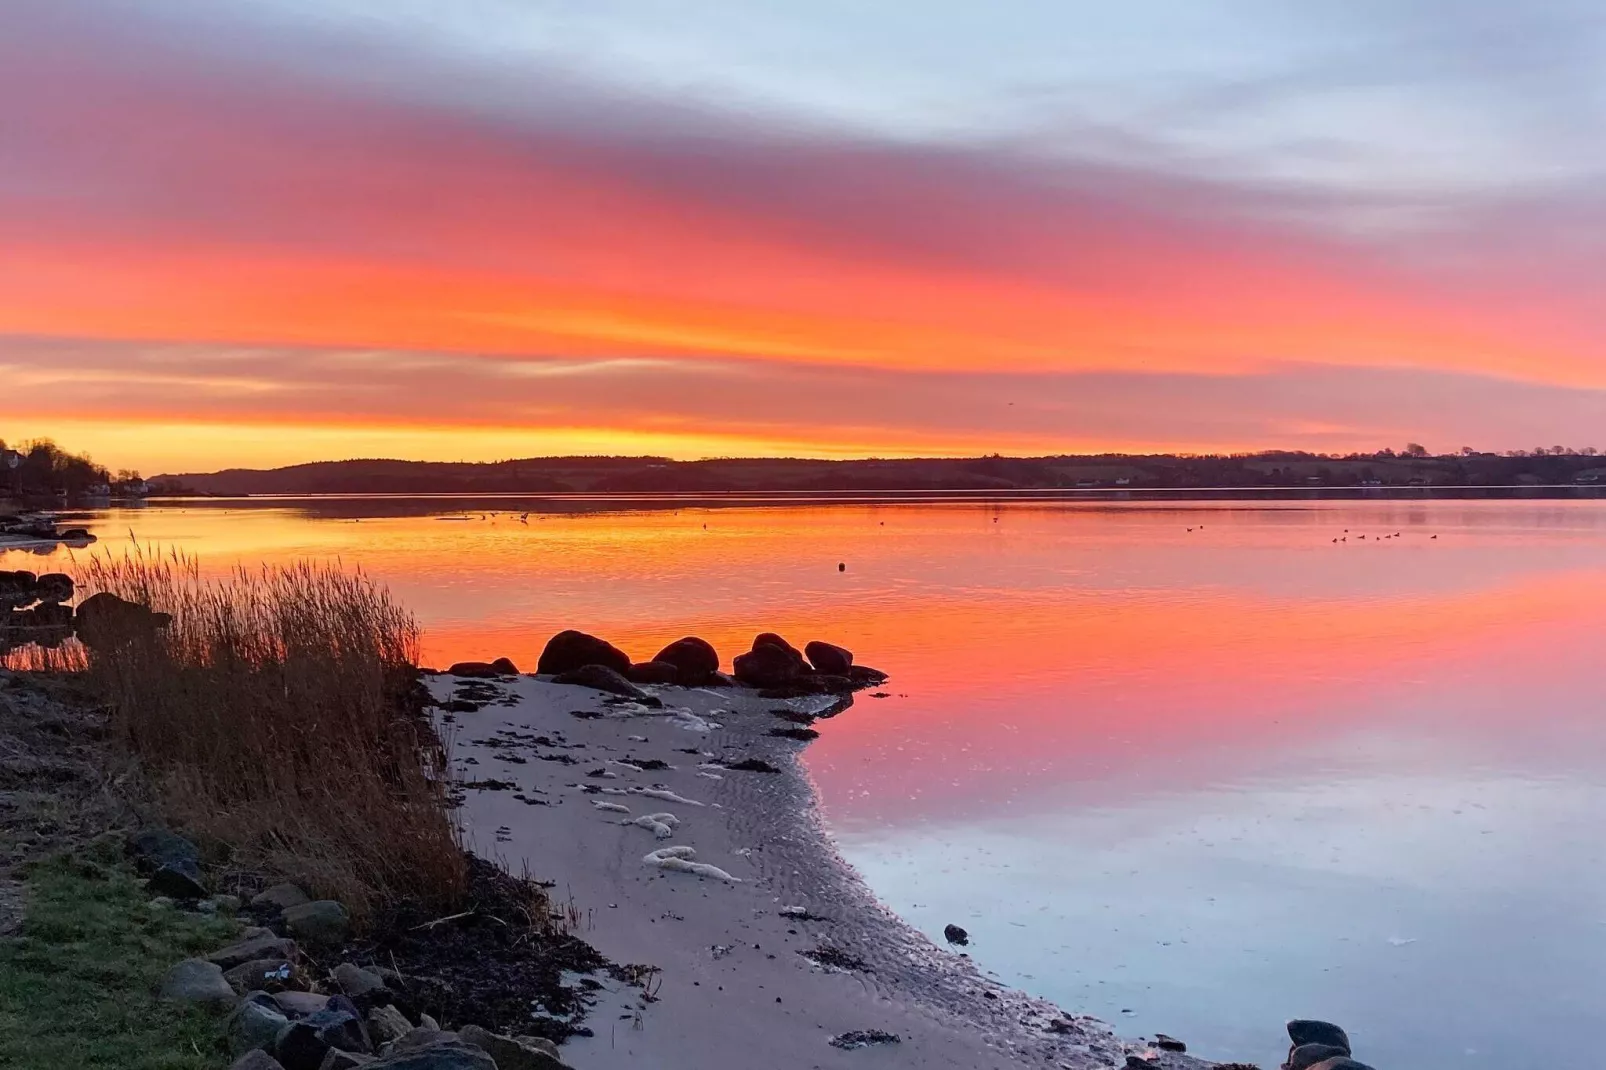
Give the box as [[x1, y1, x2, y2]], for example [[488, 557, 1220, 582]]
[[0, 570, 77, 650], [0, 578, 170, 654], [0, 513, 95, 546], [141, 828, 574, 1070], [444, 629, 887, 702]]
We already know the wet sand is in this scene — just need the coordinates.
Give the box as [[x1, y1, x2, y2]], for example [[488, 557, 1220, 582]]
[[431, 673, 1211, 1070]]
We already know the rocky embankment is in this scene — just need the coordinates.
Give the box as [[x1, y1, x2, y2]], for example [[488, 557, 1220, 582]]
[[0, 513, 96, 547]]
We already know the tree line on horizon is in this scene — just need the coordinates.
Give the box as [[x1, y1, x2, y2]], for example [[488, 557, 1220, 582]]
[[0, 437, 144, 499]]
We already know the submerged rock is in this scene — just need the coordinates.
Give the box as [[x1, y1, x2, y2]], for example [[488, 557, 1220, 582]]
[[536, 630, 630, 675], [230, 1052, 288, 1070]]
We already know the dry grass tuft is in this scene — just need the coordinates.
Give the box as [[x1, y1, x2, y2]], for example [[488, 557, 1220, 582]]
[[78, 548, 465, 918]]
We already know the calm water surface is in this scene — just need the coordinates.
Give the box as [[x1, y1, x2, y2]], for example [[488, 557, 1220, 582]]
[[7, 496, 1604, 1068]]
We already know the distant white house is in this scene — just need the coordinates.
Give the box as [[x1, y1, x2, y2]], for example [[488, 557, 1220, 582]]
[[115, 478, 152, 498]]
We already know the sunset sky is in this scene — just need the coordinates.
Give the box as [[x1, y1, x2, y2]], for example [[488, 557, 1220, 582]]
[[4, 0, 1605, 472]]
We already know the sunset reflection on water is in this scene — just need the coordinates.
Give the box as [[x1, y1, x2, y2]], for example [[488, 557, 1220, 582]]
[[8, 496, 1603, 1067]]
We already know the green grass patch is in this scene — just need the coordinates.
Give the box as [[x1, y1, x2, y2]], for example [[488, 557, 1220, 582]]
[[0, 852, 240, 1070]]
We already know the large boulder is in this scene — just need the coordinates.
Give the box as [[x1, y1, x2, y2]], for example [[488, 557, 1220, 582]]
[[253, 882, 312, 912], [804, 641, 853, 675], [147, 860, 207, 900], [550, 664, 648, 701], [733, 643, 806, 688], [367, 1040, 496, 1070], [284, 901, 350, 948], [752, 632, 801, 658], [320, 1052, 375, 1069], [130, 828, 200, 876], [624, 661, 679, 685], [274, 1008, 370, 1070], [0, 571, 36, 610], [33, 573, 74, 605], [366, 1005, 412, 1047], [332, 962, 388, 1002], [160, 958, 238, 1006], [536, 630, 630, 675], [227, 999, 292, 1056], [210, 934, 299, 971], [1287, 1020, 1350, 1054], [75, 592, 172, 651], [649, 636, 720, 685], [457, 1024, 566, 1070], [444, 659, 516, 678], [231, 1053, 288, 1070]]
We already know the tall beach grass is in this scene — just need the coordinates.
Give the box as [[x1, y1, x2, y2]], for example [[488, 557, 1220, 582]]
[[78, 548, 465, 917]]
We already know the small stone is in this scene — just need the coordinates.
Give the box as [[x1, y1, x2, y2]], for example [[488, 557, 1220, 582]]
[[160, 958, 238, 1006], [366, 1005, 412, 1046], [1287, 1020, 1351, 1054], [417, 1014, 441, 1032], [284, 901, 350, 948], [241, 926, 278, 941], [215, 893, 244, 913], [274, 991, 333, 1018], [274, 1008, 369, 1070], [254, 883, 313, 912], [1307, 1060, 1375, 1070], [149, 896, 176, 910], [320, 1051, 375, 1069], [224, 958, 295, 994], [210, 935, 299, 971], [231, 1053, 287, 1070], [199, 899, 221, 915], [1153, 1033, 1186, 1052], [227, 999, 291, 1056], [333, 962, 388, 1001], [457, 1023, 565, 1069]]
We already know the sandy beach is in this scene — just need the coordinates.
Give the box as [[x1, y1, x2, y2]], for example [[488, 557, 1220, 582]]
[[429, 672, 1213, 1070]]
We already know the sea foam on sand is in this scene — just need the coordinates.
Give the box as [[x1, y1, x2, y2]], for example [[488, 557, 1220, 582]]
[[433, 674, 1212, 1070]]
